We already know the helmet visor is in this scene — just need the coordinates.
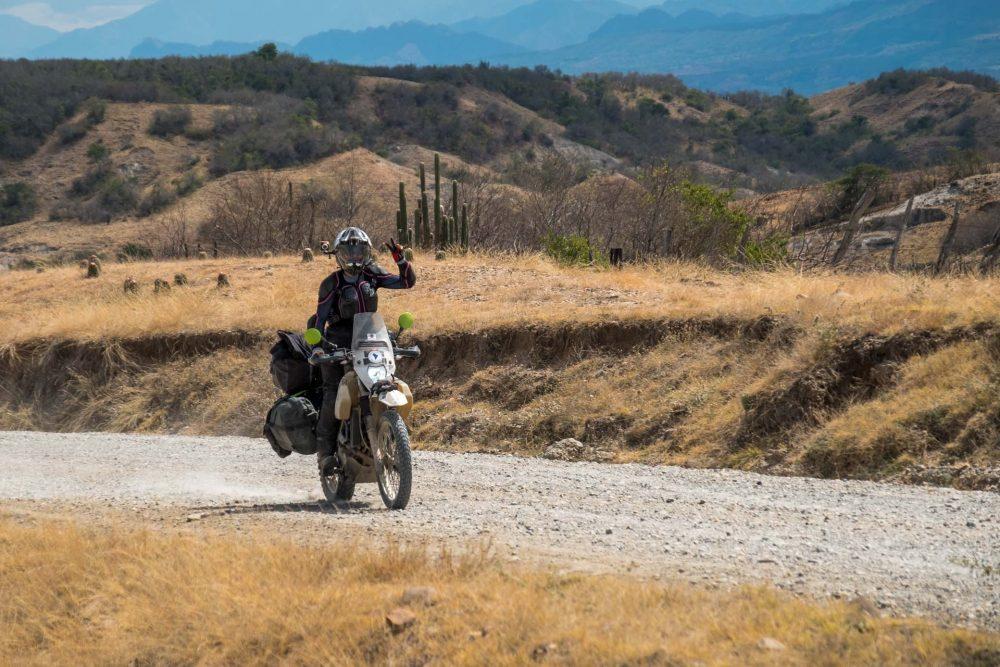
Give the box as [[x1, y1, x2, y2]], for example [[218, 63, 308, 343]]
[[336, 241, 371, 270]]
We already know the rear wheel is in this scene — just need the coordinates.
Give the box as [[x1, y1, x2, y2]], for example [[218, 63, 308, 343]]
[[374, 410, 412, 510]]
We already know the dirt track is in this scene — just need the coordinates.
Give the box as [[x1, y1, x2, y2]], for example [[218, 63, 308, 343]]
[[1, 431, 997, 629]]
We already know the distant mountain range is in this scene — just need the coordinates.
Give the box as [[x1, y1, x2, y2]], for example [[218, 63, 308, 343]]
[[5, 0, 999, 95], [453, 0, 634, 50], [0, 14, 59, 58], [27, 0, 532, 59], [519, 0, 1000, 93]]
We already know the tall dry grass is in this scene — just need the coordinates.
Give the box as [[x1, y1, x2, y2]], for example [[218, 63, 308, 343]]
[[2, 251, 999, 346], [1, 515, 996, 666]]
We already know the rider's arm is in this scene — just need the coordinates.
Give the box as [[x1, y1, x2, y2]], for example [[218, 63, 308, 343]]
[[315, 272, 340, 331], [374, 241, 416, 289], [374, 259, 416, 290]]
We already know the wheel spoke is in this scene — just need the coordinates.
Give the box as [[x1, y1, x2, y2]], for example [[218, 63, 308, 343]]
[[378, 427, 400, 498]]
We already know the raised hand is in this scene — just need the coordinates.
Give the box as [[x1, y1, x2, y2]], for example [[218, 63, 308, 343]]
[[386, 237, 405, 264]]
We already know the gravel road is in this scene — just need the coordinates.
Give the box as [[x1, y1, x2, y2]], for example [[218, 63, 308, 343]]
[[1, 431, 997, 629]]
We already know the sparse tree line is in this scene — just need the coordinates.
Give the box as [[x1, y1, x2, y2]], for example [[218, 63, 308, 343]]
[[185, 152, 784, 268]]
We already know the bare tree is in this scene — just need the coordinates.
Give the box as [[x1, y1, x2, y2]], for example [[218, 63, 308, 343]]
[[202, 172, 312, 255], [152, 202, 192, 258]]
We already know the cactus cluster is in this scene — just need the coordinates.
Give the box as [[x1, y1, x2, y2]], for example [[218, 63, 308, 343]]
[[394, 153, 470, 252]]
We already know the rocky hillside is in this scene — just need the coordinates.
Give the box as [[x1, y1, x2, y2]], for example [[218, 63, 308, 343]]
[[1, 58, 998, 266]]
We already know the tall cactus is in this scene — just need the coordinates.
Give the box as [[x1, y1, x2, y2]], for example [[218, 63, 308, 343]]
[[451, 180, 459, 232], [414, 209, 422, 247], [461, 203, 469, 250], [418, 163, 429, 248], [421, 192, 431, 248], [398, 182, 408, 244], [433, 153, 442, 249]]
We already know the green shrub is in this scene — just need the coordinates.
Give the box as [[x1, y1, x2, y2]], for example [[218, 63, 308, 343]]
[[57, 121, 89, 145], [0, 181, 38, 226], [71, 162, 114, 198], [676, 180, 751, 259], [138, 181, 177, 217], [86, 141, 109, 163], [98, 177, 139, 214], [543, 234, 605, 266], [119, 242, 154, 261], [149, 107, 193, 137], [834, 163, 889, 213], [174, 171, 204, 197], [743, 235, 789, 267]]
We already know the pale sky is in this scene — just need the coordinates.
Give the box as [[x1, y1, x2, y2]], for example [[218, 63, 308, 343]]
[[0, 1, 151, 30], [0, 0, 663, 32]]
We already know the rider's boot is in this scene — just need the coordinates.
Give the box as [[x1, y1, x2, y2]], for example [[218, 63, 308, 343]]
[[316, 433, 337, 476]]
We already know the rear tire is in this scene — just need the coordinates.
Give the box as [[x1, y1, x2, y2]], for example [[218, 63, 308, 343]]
[[375, 410, 412, 510]]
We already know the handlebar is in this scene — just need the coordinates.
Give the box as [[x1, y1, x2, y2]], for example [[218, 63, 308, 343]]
[[308, 344, 422, 366]]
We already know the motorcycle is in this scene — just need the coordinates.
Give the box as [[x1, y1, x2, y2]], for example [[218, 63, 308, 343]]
[[304, 312, 420, 510]]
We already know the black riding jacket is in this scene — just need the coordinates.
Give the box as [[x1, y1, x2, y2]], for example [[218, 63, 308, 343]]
[[315, 260, 416, 346]]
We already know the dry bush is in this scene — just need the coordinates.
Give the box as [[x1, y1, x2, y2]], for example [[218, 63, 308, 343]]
[[200, 158, 383, 255], [1, 516, 995, 666], [202, 172, 313, 255], [152, 203, 193, 258]]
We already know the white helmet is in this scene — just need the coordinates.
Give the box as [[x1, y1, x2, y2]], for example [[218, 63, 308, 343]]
[[333, 227, 372, 274]]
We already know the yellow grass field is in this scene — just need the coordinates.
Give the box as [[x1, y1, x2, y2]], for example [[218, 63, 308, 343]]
[[1, 252, 998, 486], [1, 513, 996, 666], [1, 250, 999, 346]]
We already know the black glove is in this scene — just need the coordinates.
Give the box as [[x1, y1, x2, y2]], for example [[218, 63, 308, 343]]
[[386, 238, 405, 265]]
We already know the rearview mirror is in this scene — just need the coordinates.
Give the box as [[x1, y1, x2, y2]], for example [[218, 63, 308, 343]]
[[304, 328, 323, 346], [398, 312, 415, 331]]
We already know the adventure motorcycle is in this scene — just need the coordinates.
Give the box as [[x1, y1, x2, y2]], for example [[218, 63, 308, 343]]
[[304, 312, 420, 510]]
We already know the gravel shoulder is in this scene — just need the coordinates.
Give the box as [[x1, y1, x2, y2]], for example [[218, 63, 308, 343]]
[[1, 431, 997, 629]]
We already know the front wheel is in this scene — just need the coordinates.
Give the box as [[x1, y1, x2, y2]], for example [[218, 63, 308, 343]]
[[321, 469, 355, 503], [374, 410, 412, 510]]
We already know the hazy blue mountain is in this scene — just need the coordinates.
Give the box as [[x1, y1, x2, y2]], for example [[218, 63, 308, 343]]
[[503, 0, 1000, 93], [655, 0, 847, 15], [0, 14, 60, 57], [591, 8, 767, 39], [295, 22, 524, 67], [130, 39, 294, 59], [29, 0, 530, 59], [452, 0, 635, 50]]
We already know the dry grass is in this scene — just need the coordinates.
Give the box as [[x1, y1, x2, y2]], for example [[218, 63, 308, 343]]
[[1, 514, 996, 666], [2, 251, 999, 347], [2, 252, 998, 486], [799, 341, 1000, 477]]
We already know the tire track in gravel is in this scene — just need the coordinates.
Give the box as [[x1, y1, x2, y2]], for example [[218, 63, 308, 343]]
[[0, 431, 996, 629]]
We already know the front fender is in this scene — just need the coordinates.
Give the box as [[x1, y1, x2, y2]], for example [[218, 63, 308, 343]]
[[379, 389, 409, 408]]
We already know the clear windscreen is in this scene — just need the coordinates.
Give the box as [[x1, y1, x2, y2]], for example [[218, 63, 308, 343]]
[[352, 313, 391, 351]]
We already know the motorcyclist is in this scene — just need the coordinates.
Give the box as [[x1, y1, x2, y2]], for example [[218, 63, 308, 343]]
[[313, 227, 416, 475]]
